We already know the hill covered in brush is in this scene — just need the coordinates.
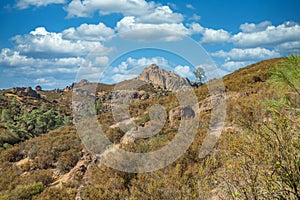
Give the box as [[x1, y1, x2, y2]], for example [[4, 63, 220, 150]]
[[0, 56, 299, 199]]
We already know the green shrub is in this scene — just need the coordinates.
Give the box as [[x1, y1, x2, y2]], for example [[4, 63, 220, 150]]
[[10, 182, 44, 200], [2, 102, 69, 147], [0, 109, 11, 122], [36, 183, 77, 200]]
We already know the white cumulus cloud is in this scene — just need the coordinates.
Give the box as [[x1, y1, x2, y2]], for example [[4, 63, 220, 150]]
[[0, 48, 86, 71], [221, 61, 251, 72], [65, 0, 155, 18], [212, 47, 281, 61], [275, 41, 300, 54], [62, 22, 115, 42], [136, 6, 184, 24], [239, 21, 272, 33], [186, 23, 231, 44], [201, 28, 231, 44], [231, 21, 300, 48], [15, 0, 66, 9], [116, 16, 189, 42], [12, 27, 111, 58], [174, 65, 194, 78]]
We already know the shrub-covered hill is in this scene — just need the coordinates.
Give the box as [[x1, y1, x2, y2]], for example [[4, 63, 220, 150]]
[[0, 82, 117, 150], [0, 56, 299, 199]]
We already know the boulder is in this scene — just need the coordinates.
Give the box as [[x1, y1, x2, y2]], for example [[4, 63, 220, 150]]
[[35, 85, 42, 91], [120, 127, 137, 145], [64, 86, 73, 92], [169, 106, 195, 127]]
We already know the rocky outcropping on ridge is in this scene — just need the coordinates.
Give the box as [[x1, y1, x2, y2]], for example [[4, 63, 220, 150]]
[[136, 64, 191, 91], [11, 87, 41, 99]]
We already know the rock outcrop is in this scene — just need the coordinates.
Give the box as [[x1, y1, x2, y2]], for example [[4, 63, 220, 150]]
[[35, 85, 42, 91], [63, 79, 89, 92], [12, 87, 41, 99], [137, 64, 190, 91], [169, 106, 195, 127]]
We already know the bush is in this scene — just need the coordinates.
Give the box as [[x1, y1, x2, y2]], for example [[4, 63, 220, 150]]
[[24, 170, 54, 186], [0, 130, 21, 148], [1, 109, 11, 122], [36, 184, 77, 200], [224, 55, 300, 199], [57, 148, 82, 173], [2, 102, 69, 147], [10, 182, 44, 200], [0, 146, 23, 162]]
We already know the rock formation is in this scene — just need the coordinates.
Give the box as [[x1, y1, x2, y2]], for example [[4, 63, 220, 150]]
[[169, 106, 195, 127], [12, 87, 41, 99], [136, 64, 190, 91], [35, 85, 42, 91]]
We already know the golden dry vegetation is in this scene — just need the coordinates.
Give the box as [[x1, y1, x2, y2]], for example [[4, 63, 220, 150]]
[[0, 56, 299, 199]]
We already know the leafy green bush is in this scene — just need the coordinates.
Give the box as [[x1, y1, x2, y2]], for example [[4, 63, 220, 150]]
[[1, 102, 70, 148]]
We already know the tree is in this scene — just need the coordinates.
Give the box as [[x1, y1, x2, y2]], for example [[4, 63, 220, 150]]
[[5, 104, 65, 141], [193, 67, 206, 83]]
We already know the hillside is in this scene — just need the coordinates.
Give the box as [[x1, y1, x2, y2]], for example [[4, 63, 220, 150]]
[[0, 56, 299, 199]]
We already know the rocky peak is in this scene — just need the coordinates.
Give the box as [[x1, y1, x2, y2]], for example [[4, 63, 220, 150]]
[[12, 87, 41, 99], [148, 63, 159, 70], [74, 79, 89, 88], [63, 79, 89, 92], [137, 64, 190, 91]]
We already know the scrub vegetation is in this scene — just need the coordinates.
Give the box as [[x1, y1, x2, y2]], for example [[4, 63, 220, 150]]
[[0, 56, 299, 199]]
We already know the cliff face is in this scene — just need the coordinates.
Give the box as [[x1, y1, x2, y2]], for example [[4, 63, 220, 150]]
[[136, 64, 190, 91]]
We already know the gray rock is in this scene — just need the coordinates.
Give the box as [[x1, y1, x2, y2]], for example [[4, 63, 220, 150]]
[[169, 106, 195, 127], [137, 64, 190, 91]]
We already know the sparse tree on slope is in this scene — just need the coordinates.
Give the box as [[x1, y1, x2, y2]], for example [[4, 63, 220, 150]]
[[193, 67, 207, 83]]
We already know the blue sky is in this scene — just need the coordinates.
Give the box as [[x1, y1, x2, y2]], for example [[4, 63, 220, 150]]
[[0, 0, 300, 89]]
